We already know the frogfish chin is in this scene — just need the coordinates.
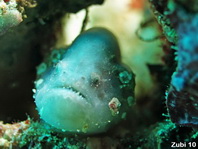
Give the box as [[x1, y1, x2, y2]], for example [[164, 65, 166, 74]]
[[34, 28, 135, 134]]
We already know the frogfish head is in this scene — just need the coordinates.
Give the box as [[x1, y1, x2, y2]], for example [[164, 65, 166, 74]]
[[34, 28, 135, 134]]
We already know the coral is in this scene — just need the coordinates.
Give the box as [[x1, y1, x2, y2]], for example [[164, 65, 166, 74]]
[[0, 0, 23, 35], [0, 0, 37, 35], [0, 119, 30, 148], [124, 119, 198, 149], [0, 119, 87, 148], [149, 0, 198, 127], [167, 8, 198, 127], [149, 0, 177, 43], [0, 0, 103, 35], [34, 28, 135, 134], [19, 120, 86, 148]]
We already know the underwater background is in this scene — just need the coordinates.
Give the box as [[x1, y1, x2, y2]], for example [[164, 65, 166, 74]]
[[0, 0, 198, 148]]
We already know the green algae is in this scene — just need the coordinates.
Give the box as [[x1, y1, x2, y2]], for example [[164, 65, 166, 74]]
[[19, 120, 86, 149]]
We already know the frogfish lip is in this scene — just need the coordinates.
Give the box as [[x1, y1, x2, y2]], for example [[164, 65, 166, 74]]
[[35, 86, 93, 132], [36, 85, 90, 110], [59, 86, 87, 101]]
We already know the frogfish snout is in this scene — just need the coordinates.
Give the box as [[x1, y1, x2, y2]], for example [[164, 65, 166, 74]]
[[34, 28, 135, 134]]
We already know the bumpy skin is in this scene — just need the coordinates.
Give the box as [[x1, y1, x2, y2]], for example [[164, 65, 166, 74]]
[[34, 28, 135, 134]]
